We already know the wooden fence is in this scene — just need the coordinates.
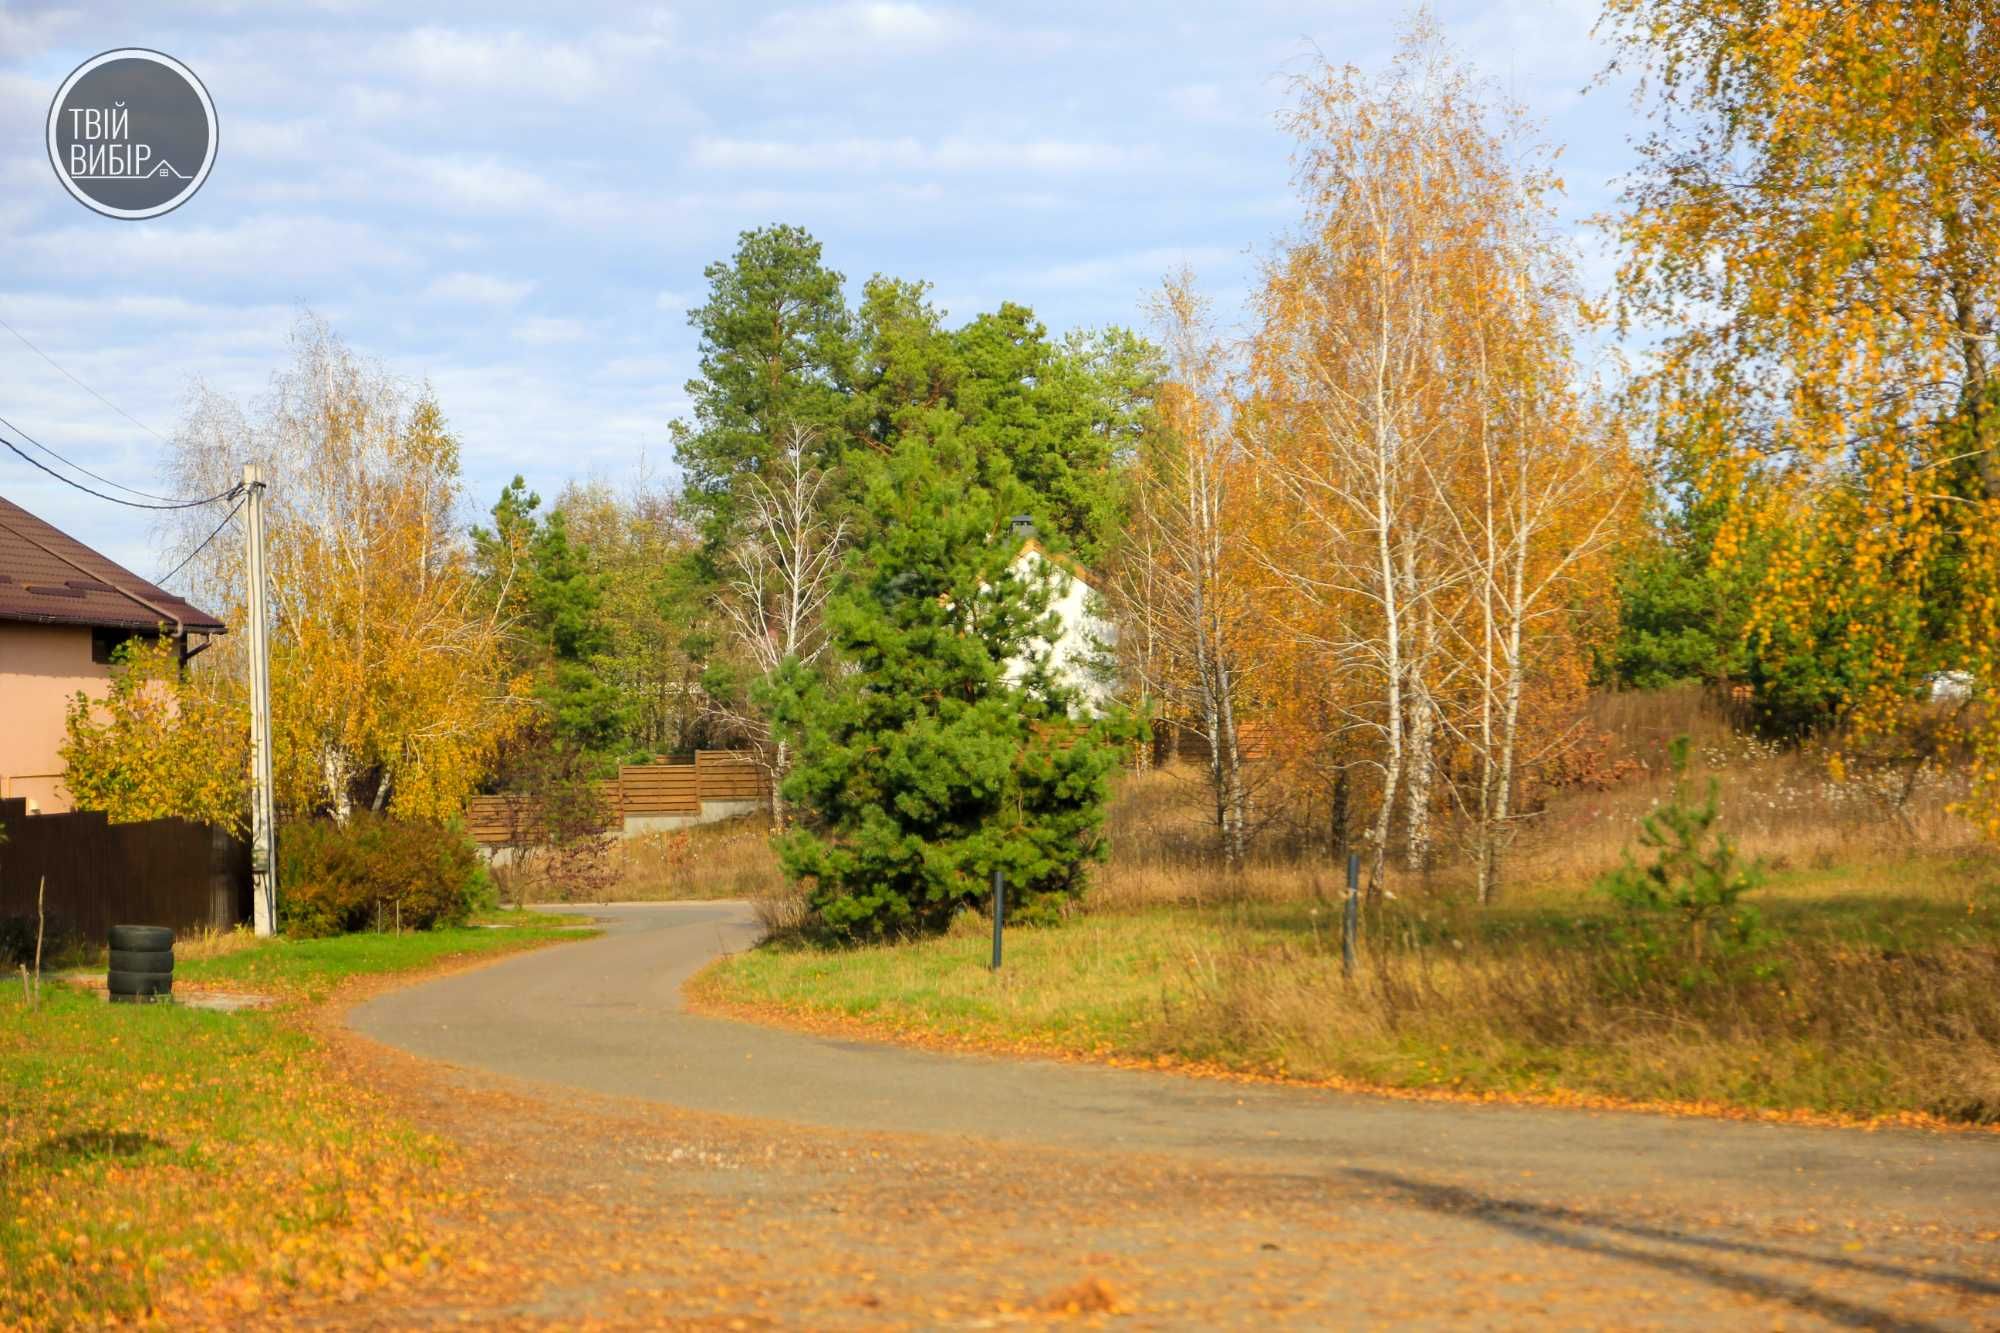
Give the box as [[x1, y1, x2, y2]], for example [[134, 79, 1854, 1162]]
[[694, 749, 766, 801], [464, 752, 768, 846], [1150, 719, 1273, 768], [0, 799, 248, 942], [461, 781, 622, 846]]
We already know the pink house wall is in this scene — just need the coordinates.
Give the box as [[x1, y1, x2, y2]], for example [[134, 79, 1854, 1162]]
[[0, 623, 109, 813]]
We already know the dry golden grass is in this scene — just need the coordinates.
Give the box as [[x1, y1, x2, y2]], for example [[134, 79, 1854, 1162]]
[[169, 924, 263, 963], [495, 816, 787, 904], [1102, 683, 1983, 911], [710, 687, 2000, 1121]]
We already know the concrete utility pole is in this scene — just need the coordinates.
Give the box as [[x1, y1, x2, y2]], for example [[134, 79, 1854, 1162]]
[[243, 463, 278, 936]]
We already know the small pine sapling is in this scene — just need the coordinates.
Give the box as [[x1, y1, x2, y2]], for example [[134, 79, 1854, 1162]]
[[1597, 735, 1773, 987]]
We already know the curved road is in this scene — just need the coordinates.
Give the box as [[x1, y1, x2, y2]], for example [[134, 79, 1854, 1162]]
[[350, 902, 2000, 1326], [353, 903, 1997, 1221]]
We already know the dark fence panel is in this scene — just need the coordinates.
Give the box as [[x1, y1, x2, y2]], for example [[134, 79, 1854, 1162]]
[[0, 799, 249, 942]]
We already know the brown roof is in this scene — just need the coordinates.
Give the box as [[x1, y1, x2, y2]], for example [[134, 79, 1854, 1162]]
[[0, 495, 226, 635]]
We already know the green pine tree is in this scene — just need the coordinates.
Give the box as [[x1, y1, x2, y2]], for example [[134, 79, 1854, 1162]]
[[1598, 736, 1770, 986], [767, 437, 1135, 939], [671, 224, 857, 553], [472, 478, 628, 759], [527, 510, 628, 755]]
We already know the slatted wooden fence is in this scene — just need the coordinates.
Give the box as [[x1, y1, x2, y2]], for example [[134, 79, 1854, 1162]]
[[620, 763, 699, 815], [463, 780, 623, 845], [0, 799, 248, 942], [1150, 719, 1272, 767], [694, 750, 766, 801], [465, 754, 768, 846]]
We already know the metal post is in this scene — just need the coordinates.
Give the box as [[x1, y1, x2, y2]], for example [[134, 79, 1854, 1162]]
[[1342, 851, 1359, 979], [990, 868, 1005, 971], [243, 463, 278, 937]]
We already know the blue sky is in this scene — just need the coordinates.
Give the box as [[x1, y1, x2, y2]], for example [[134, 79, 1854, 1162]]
[[0, 1, 1632, 578]]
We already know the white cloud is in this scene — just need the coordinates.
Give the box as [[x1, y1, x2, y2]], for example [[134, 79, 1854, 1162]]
[[599, 354, 679, 380], [512, 316, 588, 345], [378, 27, 604, 99], [746, 2, 974, 65], [424, 272, 535, 306], [227, 117, 324, 161], [21, 215, 418, 280], [397, 154, 558, 212], [0, 6, 88, 63], [1019, 244, 1246, 291], [654, 290, 691, 312], [690, 135, 1156, 174]]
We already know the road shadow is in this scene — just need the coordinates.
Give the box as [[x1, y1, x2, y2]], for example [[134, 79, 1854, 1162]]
[[1338, 1166, 1995, 1331]]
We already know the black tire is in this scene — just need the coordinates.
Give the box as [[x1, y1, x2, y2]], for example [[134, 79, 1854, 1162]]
[[108, 925, 174, 951], [109, 948, 173, 973], [107, 969, 173, 998]]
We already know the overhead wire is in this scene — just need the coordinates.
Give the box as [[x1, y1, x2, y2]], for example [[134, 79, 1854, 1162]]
[[0, 409, 185, 504], [0, 312, 172, 444], [154, 495, 245, 587], [0, 430, 240, 510]]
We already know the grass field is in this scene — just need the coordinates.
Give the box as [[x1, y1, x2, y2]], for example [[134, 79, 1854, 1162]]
[[701, 850, 2000, 1125], [0, 916, 582, 1328]]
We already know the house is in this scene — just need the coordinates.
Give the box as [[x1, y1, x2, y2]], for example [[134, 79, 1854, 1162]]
[[0, 495, 226, 812], [1005, 518, 1116, 715]]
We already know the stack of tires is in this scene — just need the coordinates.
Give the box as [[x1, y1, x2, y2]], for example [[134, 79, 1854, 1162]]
[[108, 925, 174, 1003]]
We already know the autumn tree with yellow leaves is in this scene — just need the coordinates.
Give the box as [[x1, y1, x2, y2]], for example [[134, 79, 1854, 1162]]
[[60, 635, 247, 830], [165, 317, 526, 822], [1241, 26, 1629, 896], [1604, 0, 2000, 835]]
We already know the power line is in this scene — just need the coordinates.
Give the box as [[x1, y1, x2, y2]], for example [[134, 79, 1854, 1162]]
[[0, 410, 183, 503], [154, 495, 245, 587], [0, 312, 171, 445], [0, 431, 239, 510]]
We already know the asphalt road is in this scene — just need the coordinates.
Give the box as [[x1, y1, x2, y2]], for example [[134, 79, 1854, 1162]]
[[347, 901, 2000, 1328]]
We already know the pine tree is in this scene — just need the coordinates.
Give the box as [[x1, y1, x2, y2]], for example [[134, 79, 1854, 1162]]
[[473, 479, 628, 758], [671, 224, 857, 553], [767, 437, 1133, 939], [527, 510, 628, 755]]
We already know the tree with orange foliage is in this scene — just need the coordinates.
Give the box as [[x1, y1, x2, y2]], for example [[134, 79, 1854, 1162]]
[[1245, 23, 1629, 897], [164, 317, 527, 822], [1604, 0, 2000, 834]]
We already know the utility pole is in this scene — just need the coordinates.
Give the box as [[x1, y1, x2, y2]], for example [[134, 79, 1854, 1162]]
[[243, 463, 278, 936]]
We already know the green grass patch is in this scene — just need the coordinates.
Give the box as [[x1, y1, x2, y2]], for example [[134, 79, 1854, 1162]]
[[706, 857, 2000, 1122], [1, 918, 584, 1325], [176, 919, 584, 1003]]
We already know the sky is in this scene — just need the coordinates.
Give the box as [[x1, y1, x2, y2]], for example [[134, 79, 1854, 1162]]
[[0, 0, 1636, 580]]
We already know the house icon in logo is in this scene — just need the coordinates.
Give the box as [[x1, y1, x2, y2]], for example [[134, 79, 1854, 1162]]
[[151, 161, 191, 180]]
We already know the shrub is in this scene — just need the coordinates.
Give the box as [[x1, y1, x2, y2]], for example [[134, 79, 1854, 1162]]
[[278, 813, 483, 937], [1596, 735, 1775, 989]]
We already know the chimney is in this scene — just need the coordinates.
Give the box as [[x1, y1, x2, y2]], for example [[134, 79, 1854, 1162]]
[[1009, 514, 1035, 540]]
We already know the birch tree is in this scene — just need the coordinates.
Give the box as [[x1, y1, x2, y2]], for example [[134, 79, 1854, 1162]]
[[1247, 24, 1628, 896], [1246, 33, 1467, 894], [713, 425, 847, 827], [1605, 0, 2000, 838], [1124, 271, 1252, 868], [164, 315, 524, 821]]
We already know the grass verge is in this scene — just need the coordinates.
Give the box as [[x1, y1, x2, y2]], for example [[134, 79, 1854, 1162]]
[[696, 855, 2000, 1128], [0, 917, 583, 1327]]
